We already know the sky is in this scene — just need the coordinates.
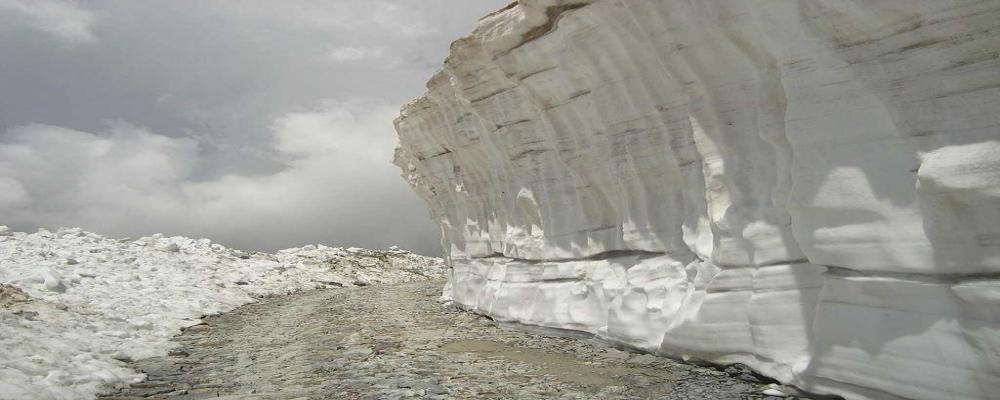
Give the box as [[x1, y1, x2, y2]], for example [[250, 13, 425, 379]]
[[0, 0, 511, 255]]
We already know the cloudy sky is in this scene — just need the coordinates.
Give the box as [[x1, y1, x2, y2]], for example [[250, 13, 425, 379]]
[[0, 0, 509, 255]]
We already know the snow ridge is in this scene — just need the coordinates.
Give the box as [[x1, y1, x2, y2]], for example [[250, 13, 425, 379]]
[[0, 226, 444, 399]]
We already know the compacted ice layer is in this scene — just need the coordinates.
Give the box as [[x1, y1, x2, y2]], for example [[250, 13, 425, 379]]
[[0, 226, 444, 400], [447, 256, 1000, 400], [393, 1, 1000, 399]]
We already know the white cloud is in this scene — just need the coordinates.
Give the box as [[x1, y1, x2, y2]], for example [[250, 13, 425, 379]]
[[0, 123, 197, 234], [0, 103, 436, 253], [368, 2, 436, 37], [205, 1, 435, 37], [184, 102, 410, 243], [0, 0, 98, 43], [0, 177, 30, 208], [276, 101, 398, 157], [327, 46, 386, 62], [0, 0, 513, 254]]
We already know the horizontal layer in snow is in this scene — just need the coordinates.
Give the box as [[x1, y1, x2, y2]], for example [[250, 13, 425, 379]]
[[393, 1, 1000, 399]]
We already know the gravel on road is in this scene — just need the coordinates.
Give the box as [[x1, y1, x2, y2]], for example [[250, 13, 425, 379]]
[[99, 280, 809, 400]]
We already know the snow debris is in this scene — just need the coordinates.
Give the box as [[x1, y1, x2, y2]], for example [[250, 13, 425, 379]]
[[0, 227, 445, 400]]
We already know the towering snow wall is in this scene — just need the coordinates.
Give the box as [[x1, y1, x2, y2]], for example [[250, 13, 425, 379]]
[[392, 1, 1000, 399]]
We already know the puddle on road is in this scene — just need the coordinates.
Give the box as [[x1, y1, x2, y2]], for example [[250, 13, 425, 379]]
[[441, 339, 629, 386]]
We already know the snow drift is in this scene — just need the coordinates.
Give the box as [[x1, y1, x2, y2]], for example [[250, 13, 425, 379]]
[[0, 226, 444, 399], [392, 1, 1000, 399]]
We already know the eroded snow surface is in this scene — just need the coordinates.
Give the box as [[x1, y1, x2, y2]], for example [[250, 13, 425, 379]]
[[0, 225, 444, 399]]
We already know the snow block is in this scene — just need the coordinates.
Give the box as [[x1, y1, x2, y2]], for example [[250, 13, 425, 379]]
[[394, 1, 1000, 399]]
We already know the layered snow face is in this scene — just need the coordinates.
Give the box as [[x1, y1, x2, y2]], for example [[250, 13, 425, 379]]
[[0, 226, 444, 400], [393, 1, 1000, 399]]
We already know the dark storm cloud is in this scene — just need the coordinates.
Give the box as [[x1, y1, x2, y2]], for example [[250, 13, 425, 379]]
[[0, 0, 511, 254]]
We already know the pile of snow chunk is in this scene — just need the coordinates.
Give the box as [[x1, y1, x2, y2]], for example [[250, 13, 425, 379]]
[[0, 226, 445, 399]]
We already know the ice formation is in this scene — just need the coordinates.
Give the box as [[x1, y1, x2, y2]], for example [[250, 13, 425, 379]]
[[392, 1, 1000, 399], [0, 226, 444, 399]]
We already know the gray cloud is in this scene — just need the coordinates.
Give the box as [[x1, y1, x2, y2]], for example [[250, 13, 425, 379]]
[[0, 0, 510, 254], [0, 0, 98, 43]]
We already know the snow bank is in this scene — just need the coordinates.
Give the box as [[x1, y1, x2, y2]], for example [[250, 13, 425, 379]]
[[393, 1, 1000, 399], [0, 226, 444, 399]]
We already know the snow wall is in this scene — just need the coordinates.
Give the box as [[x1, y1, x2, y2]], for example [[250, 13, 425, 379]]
[[392, 1, 1000, 399]]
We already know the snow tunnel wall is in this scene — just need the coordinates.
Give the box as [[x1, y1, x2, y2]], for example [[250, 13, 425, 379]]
[[392, 1, 1000, 399]]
